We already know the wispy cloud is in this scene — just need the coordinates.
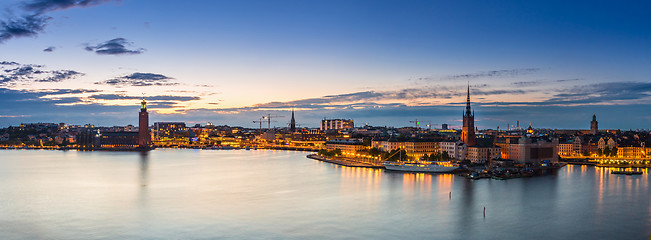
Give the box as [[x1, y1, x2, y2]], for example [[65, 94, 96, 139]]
[[22, 0, 115, 14], [444, 68, 540, 80], [0, 61, 19, 65], [43, 46, 55, 52], [89, 94, 199, 101], [95, 72, 178, 87], [84, 38, 145, 55], [0, 0, 117, 43], [555, 78, 582, 82], [548, 82, 651, 104], [0, 61, 84, 86], [512, 81, 539, 86]]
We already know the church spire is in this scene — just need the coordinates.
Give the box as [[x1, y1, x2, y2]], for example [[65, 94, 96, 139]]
[[290, 107, 296, 132], [465, 82, 472, 117]]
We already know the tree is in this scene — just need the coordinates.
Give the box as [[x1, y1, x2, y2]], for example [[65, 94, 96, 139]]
[[603, 147, 610, 157], [582, 150, 589, 157], [318, 149, 329, 156], [332, 148, 342, 156], [441, 151, 451, 161], [610, 147, 618, 157], [368, 147, 386, 157], [597, 148, 603, 156], [362, 137, 372, 147]]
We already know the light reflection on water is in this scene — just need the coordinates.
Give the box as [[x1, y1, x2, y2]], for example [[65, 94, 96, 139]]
[[0, 149, 649, 239]]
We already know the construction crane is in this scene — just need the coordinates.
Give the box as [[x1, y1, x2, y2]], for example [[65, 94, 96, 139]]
[[253, 118, 265, 131], [409, 119, 421, 129], [262, 114, 283, 129], [425, 121, 439, 130]]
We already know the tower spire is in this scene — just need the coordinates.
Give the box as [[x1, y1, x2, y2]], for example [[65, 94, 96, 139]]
[[290, 107, 296, 132], [465, 82, 472, 117], [461, 82, 475, 146]]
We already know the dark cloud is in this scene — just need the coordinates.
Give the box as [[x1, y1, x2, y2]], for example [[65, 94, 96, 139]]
[[547, 82, 651, 104], [512, 81, 539, 86], [43, 46, 55, 52], [1, 0, 116, 44], [0, 87, 137, 127], [0, 62, 83, 86], [472, 89, 527, 95], [84, 38, 145, 55], [40, 89, 100, 94], [95, 72, 178, 87], [22, 0, 116, 14], [555, 78, 582, 82], [477, 82, 651, 107], [0, 15, 49, 43], [38, 70, 83, 82], [89, 94, 200, 101], [239, 87, 527, 111], [444, 68, 540, 80]]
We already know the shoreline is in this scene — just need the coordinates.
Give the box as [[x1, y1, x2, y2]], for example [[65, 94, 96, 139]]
[[306, 154, 384, 169]]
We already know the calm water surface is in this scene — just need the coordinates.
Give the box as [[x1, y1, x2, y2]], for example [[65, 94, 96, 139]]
[[0, 149, 649, 239]]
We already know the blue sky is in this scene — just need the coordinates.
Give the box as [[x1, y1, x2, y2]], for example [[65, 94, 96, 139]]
[[1, 0, 650, 129]]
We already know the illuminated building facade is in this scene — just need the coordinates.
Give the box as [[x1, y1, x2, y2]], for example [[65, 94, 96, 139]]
[[371, 140, 440, 159], [325, 139, 365, 153], [461, 84, 476, 147], [466, 146, 501, 163], [321, 119, 354, 131], [153, 122, 187, 140], [138, 98, 151, 148], [498, 137, 559, 164], [101, 132, 139, 148], [439, 141, 466, 160]]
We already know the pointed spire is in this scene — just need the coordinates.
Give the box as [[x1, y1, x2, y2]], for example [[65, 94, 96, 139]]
[[465, 82, 472, 116], [290, 107, 296, 132]]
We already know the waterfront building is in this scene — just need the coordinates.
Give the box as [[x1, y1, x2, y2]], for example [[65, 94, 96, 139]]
[[439, 141, 466, 160], [496, 137, 559, 164], [597, 137, 617, 150], [153, 122, 189, 145], [617, 146, 645, 158], [371, 139, 440, 159], [325, 139, 365, 153], [461, 84, 476, 146], [138, 98, 151, 148], [466, 146, 501, 164], [100, 131, 139, 148], [558, 142, 573, 156], [590, 114, 598, 134], [557, 136, 583, 156], [320, 119, 354, 131]]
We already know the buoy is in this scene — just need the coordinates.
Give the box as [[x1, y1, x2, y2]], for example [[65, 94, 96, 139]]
[[483, 207, 486, 217]]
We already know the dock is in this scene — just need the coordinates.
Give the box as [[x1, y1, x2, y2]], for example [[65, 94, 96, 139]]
[[306, 154, 384, 169]]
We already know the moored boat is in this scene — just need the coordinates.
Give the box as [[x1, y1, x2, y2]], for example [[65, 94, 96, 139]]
[[611, 170, 643, 175]]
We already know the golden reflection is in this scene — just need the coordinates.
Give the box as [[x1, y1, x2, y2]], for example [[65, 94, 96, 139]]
[[339, 166, 384, 196]]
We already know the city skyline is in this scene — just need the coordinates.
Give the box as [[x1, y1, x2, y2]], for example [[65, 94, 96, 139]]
[[1, 0, 650, 129]]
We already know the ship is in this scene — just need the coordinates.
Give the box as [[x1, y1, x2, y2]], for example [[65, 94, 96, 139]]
[[383, 161, 460, 173]]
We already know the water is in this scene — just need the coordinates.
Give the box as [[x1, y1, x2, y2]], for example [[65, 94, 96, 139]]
[[0, 149, 649, 239]]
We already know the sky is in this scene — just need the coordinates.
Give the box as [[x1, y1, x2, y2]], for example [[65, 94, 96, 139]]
[[0, 0, 650, 130]]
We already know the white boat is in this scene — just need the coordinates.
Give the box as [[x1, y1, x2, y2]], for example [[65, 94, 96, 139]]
[[383, 161, 459, 173]]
